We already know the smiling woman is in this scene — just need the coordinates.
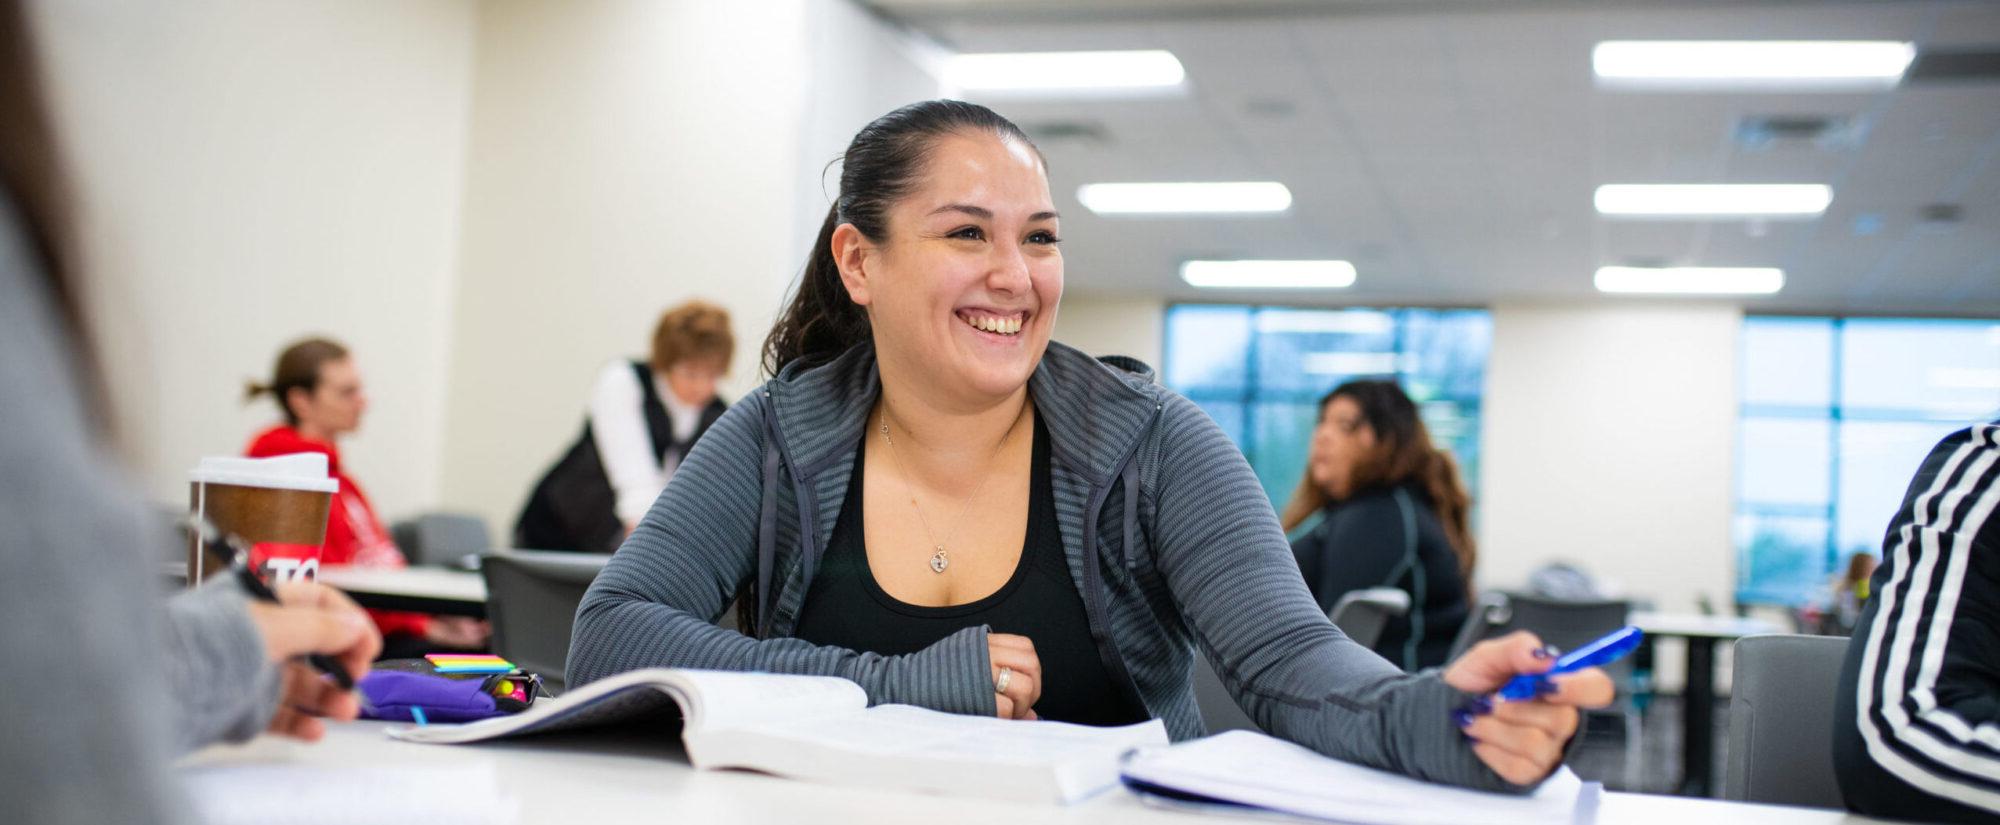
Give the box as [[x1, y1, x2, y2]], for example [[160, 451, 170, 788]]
[[567, 99, 1614, 792]]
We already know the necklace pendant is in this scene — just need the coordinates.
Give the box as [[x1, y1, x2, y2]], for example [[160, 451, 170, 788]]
[[929, 547, 949, 574]]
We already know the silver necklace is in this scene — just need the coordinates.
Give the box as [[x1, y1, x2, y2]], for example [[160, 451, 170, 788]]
[[877, 406, 1023, 574]]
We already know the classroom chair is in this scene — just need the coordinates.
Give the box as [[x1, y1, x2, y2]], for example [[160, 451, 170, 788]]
[[1449, 591, 1643, 789], [480, 549, 609, 692], [1722, 634, 1850, 808], [1328, 587, 1411, 651], [1194, 588, 1411, 734], [392, 511, 492, 567]]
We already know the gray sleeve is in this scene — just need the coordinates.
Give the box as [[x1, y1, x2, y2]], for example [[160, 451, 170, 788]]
[[1147, 394, 1523, 792], [161, 580, 283, 751], [0, 197, 204, 824], [567, 393, 996, 716]]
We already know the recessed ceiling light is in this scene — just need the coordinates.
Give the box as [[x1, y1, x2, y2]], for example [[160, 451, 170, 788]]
[[945, 50, 1186, 97], [1182, 260, 1355, 289], [1594, 266, 1784, 295], [1593, 41, 1915, 90], [1594, 184, 1832, 218], [1080, 182, 1292, 215]]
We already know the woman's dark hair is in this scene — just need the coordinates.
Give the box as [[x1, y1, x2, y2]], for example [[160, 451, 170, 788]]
[[244, 337, 350, 426], [1281, 379, 1479, 582], [760, 99, 1041, 377]]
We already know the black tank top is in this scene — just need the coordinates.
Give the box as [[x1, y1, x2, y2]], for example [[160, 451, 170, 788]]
[[791, 410, 1147, 727]]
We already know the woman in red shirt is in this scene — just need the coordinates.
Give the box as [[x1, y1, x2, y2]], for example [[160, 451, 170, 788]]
[[245, 338, 488, 658]]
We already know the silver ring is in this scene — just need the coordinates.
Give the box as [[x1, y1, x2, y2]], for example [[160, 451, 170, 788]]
[[995, 666, 1013, 694]]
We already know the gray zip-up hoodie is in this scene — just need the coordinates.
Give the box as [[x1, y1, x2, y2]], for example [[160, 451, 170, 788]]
[[569, 340, 1521, 791]]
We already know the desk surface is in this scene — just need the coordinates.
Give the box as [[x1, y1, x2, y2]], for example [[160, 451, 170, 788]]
[[1630, 611, 1784, 639], [181, 720, 1900, 825], [319, 565, 487, 601]]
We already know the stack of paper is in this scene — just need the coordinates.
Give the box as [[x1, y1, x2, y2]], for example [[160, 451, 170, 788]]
[[1119, 730, 1597, 825]]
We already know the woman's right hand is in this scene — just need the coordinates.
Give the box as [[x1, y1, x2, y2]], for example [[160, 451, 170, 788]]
[[988, 632, 1042, 720]]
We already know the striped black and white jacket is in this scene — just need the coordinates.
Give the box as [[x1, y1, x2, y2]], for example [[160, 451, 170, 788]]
[[1837, 419, 2000, 822], [569, 340, 1524, 792]]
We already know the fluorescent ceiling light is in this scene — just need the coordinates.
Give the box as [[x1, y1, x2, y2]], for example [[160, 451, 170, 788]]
[[1594, 266, 1784, 295], [945, 50, 1185, 97], [1594, 184, 1831, 218], [1182, 260, 1356, 289], [1080, 182, 1292, 215], [1593, 41, 1915, 90]]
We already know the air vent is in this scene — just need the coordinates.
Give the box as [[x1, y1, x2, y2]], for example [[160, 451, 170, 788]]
[[1021, 120, 1109, 146], [1907, 48, 2000, 83], [1918, 203, 1964, 234], [1735, 115, 1863, 150]]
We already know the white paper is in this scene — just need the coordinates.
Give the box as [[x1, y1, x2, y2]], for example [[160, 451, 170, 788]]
[[1120, 730, 1593, 825], [179, 764, 516, 825]]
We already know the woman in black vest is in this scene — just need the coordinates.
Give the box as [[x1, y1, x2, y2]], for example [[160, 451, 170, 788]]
[[1281, 380, 1476, 670], [516, 301, 733, 552]]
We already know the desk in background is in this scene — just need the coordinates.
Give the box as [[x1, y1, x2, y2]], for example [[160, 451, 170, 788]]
[[1630, 611, 1783, 797], [320, 565, 487, 618], [183, 720, 1894, 825]]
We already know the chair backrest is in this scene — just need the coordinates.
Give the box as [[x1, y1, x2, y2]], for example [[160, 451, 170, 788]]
[[1724, 634, 1850, 808], [1194, 588, 1413, 734], [1447, 591, 1632, 680], [1191, 656, 1261, 735], [1330, 587, 1411, 650], [480, 549, 608, 691], [394, 512, 493, 567]]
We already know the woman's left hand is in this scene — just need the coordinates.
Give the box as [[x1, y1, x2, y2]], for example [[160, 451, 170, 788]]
[[1441, 631, 1615, 786]]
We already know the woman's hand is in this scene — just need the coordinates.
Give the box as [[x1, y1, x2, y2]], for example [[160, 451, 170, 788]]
[[1441, 631, 1615, 786], [246, 581, 382, 741], [988, 632, 1043, 720], [425, 616, 492, 649]]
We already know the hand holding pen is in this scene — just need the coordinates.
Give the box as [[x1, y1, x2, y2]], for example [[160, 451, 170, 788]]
[[245, 579, 382, 740], [190, 517, 382, 739], [1440, 629, 1623, 786]]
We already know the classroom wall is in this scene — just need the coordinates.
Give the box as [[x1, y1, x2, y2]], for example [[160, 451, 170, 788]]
[[32, 0, 477, 516], [438, 0, 942, 535], [1053, 295, 1167, 366], [1478, 302, 1742, 612]]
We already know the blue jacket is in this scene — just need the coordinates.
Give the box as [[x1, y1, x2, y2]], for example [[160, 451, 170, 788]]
[[569, 340, 1517, 790]]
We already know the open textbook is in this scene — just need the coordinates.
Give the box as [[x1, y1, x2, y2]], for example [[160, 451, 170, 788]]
[[388, 667, 1168, 804], [1119, 730, 1598, 825]]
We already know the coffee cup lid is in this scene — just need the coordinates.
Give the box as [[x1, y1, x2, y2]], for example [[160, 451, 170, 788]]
[[189, 454, 340, 493]]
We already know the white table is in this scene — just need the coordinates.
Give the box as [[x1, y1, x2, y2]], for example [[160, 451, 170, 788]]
[[180, 720, 1901, 825], [319, 566, 487, 617], [1628, 611, 1785, 796]]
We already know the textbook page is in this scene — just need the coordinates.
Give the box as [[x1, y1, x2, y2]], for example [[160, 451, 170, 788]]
[[1119, 730, 1591, 825], [688, 703, 1170, 803], [388, 668, 866, 744]]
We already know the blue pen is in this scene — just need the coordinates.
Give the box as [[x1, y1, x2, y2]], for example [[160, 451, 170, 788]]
[[1496, 625, 1644, 702]]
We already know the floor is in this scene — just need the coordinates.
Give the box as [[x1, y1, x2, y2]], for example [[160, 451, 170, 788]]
[[1568, 695, 1731, 796]]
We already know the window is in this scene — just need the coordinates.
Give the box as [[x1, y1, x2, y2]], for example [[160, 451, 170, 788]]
[[1736, 316, 2000, 606], [1162, 305, 1491, 512]]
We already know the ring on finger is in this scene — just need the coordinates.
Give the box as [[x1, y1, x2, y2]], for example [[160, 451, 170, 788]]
[[995, 666, 1013, 694]]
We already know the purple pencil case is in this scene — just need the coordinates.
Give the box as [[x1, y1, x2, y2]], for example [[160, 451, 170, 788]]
[[358, 660, 539, 724]]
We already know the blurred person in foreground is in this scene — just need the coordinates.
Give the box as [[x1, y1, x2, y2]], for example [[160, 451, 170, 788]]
[[0, 5, 381, 823], [516, 300, 733, 553], [243, 338, 490, 658], [1281, 380, 1475, 671], [1836, 418, 2000, 822]]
